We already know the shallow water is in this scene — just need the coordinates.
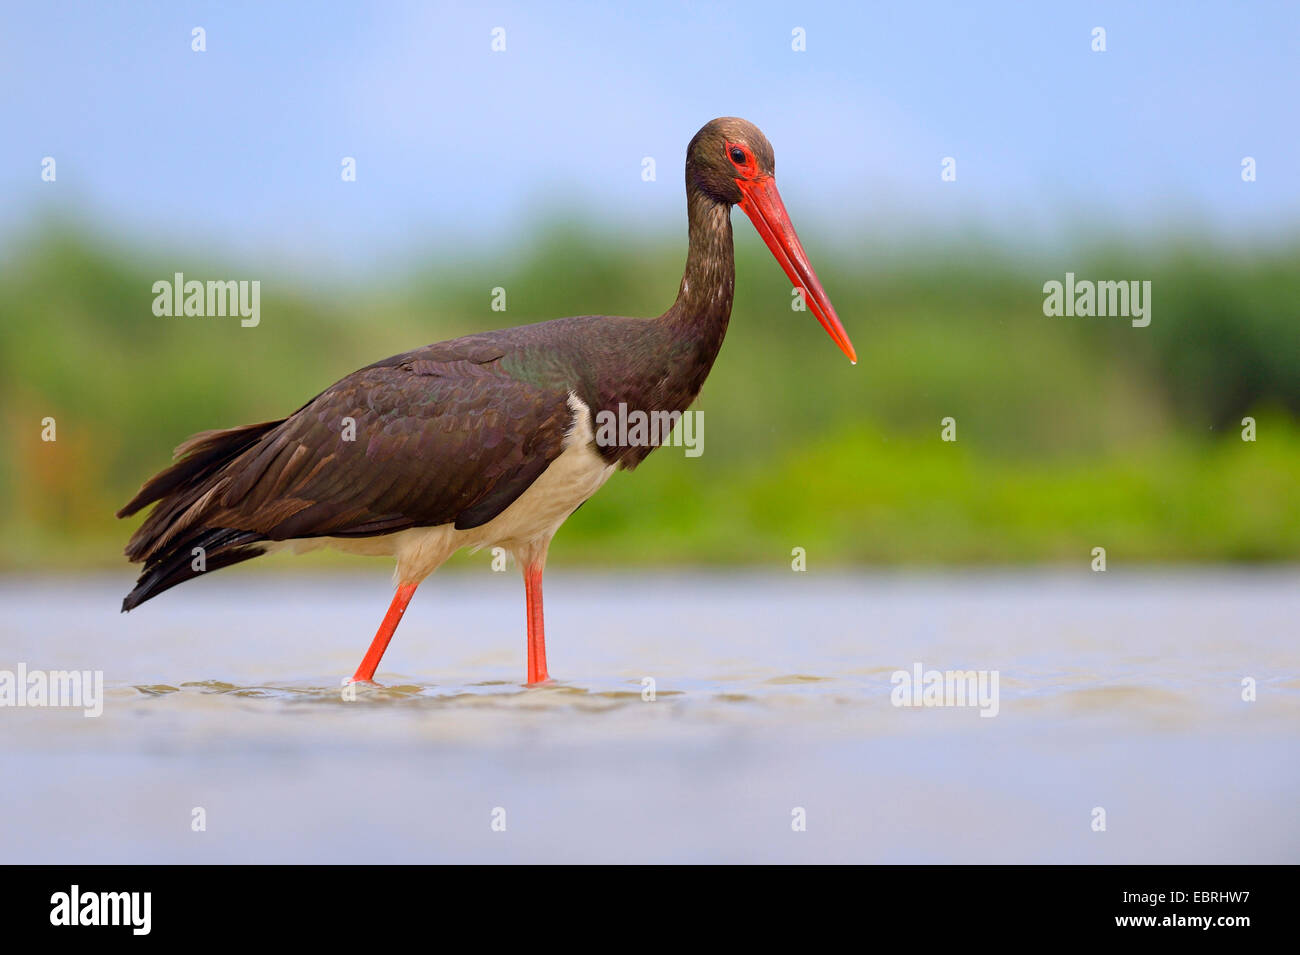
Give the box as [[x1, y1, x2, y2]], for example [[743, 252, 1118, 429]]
[[1, 569, 1297, 863]]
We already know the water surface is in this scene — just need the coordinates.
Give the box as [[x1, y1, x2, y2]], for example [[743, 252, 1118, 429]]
[[1, 569, 1296, 863]]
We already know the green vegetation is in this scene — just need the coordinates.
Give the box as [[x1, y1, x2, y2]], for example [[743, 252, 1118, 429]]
[[2, 224, 1297, 570]]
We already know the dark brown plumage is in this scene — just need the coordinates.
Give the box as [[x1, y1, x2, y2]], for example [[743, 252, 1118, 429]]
[[118, 118, 855, 683]]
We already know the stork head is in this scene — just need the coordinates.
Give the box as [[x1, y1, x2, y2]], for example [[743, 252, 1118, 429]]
[[686, 117, 856, 364]]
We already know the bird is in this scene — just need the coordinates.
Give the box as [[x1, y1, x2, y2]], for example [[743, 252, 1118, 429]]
[[117, 117, 857, 685]]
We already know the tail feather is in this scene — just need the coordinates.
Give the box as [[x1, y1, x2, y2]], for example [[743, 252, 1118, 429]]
[[119, 419, 284, 609], [118, 420, 281, 519], [121, 527, 267, 612]]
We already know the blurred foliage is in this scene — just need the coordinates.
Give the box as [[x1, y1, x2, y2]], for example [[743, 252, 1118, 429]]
[[1, 224, 1297, 570]]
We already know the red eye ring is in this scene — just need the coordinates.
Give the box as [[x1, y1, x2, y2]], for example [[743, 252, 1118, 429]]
[[724, 140, 757, 178]]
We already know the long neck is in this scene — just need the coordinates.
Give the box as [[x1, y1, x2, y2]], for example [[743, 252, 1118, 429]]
[[588, 186, 734, 470], [664, 188, 734, 329], [658, 186, 735, 391]]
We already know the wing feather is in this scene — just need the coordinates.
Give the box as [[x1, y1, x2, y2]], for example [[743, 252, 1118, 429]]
[[200, 358, 573, 540]]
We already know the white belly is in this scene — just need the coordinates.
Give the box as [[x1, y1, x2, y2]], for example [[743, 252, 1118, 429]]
[[281, 393, 615, 581]]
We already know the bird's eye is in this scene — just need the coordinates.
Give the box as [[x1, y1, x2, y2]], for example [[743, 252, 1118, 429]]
[[729, 146, 747, 164]]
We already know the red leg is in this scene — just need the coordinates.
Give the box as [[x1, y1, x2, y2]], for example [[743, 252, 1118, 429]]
[[524, 560, 549, 684], [351, 581, 418, 683]]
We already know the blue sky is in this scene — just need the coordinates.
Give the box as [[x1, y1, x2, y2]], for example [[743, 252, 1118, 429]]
[[3, 1, 1297, 274]]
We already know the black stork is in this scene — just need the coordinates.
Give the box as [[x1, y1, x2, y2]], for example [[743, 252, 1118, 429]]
[[118, 117, 856, 685]]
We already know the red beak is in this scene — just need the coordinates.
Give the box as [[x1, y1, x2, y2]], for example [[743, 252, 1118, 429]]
[[736, 176, 857, 364]]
